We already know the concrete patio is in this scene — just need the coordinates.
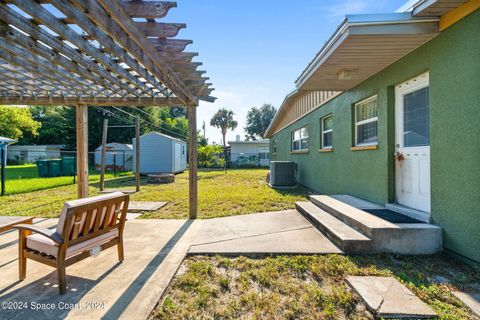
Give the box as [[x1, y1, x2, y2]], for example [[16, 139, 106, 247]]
[[0, 210, 340, 319]]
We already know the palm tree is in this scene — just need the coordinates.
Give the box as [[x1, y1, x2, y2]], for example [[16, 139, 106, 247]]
[[210, 108, 238, 146]]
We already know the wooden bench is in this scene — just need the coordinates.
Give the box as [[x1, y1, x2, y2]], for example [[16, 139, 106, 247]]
[[14, 192, 129, 294], [0, 216, 33, 234]]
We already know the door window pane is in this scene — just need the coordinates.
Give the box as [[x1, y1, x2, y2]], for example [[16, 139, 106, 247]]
[[403, 86, 429, 147]]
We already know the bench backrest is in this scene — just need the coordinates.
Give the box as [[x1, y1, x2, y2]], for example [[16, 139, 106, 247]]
[[56, 192, 129, 246]]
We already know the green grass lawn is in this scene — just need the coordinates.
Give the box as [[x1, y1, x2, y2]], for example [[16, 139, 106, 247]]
[[2, 164, 131, 195], [0, 169, 310, 219], [152, 254, 479, 320]]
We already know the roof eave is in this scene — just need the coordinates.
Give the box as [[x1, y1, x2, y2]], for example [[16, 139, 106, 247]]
[[295, 13, 439, 90]]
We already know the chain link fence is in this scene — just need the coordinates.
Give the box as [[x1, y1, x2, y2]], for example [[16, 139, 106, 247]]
[[0, 148, 133, 196]]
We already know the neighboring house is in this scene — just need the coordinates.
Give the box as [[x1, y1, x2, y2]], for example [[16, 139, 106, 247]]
[[265, 2, 480, 264], [7, 145, 64, 164], [229, 136, 270, 167], [94, 143, 133, 171], [0, 136, 16, 166], [132, 132, 187, 174]]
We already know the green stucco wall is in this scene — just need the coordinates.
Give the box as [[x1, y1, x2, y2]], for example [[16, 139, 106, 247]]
[[271, 10, 480, 263]]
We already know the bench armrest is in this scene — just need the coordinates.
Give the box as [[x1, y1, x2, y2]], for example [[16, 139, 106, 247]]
[[14, 224, 64, 244]]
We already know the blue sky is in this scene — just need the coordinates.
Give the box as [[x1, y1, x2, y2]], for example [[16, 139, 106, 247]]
[[167, 0, 406, 143]]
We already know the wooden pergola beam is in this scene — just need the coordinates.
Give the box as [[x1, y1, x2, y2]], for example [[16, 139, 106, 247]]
[[0, 96, 183, 106], [151, 39, 193, 52], [120, 1, 177, 19], [94, 0, 196, 104], [50, 0, 168, 97], [14, 0, 149, 95], [135, 22, 185, 38], [0, 3, 136, 96]]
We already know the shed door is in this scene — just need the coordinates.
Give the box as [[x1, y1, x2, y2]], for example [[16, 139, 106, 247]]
[[395, 72, 430, 213], [174, 142, 181, 172]]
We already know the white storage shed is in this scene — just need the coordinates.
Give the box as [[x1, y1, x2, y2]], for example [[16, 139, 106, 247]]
[[133, 132, 187, 174], [94, 143, 133, 171], [7, 145, 63, 163]]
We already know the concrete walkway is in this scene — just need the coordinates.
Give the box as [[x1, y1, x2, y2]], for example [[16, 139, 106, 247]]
[[189, 210, 341, 256], [0, 210, 340, 320]]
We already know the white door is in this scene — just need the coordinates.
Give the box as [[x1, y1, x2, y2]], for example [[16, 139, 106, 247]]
[[174, 142, 182, 172], [395, 72, 431, 213]]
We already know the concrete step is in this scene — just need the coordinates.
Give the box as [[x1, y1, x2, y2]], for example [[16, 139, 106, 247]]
[[310, 195, 395, 238], [295, 201, 372, 254], [308, 195, 443, 255]]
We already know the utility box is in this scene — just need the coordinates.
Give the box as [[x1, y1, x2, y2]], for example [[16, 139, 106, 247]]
[[270, 161, 296, 187]]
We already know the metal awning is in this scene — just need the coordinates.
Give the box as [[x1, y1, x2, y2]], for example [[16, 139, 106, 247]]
[[295, 13, 439, 91]]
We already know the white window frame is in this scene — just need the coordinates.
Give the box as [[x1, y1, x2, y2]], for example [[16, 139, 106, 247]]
[[272, 140, 277, 154], [292, 126, 309, 151], [321, 114, 333, 149], [355, 95, 378, 146]]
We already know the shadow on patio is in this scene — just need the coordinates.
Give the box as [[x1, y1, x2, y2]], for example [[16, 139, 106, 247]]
[[0, 218, 198, 320]]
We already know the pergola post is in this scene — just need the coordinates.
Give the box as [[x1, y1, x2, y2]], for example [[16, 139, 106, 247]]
[[76, 104, 89, 198], [188, 104, 198, 219]]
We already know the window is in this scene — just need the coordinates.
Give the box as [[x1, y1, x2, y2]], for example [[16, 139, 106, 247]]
[[272, 140, 277, 154], [292, 127, 309, 151], [259, 152, 269, 160], [355, 95, 378, 146], [321, 115, 333, 149]]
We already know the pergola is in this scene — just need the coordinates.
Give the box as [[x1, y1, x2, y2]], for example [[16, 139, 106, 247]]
[[0, 0, 215, 218]]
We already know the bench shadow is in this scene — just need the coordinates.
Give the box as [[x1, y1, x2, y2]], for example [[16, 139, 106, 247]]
[[102, 219, 193, 319], [0, 262, 121, 319]]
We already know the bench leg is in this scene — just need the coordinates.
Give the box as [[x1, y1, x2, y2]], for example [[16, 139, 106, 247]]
[[117, 238, 124, 262], [57, 262, 67, 294], [18, 229, 30, 280]]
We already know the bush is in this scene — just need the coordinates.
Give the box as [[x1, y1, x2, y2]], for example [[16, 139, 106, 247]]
[[197, 145, 225, 168]]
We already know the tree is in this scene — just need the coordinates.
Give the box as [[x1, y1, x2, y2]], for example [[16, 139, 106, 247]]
[[244, 103, 277, 140], [21, 106, 189, 150], [197, 132, 209, 147], [210, 108, 238, 146], [0, 106, 41, 140], [21, 106, 71, 145]]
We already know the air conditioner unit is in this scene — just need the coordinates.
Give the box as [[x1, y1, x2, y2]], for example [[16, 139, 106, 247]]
[[270, 161, 295, 187]]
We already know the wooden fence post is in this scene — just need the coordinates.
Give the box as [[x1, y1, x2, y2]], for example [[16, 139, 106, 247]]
[[100, 118, 108, 191]]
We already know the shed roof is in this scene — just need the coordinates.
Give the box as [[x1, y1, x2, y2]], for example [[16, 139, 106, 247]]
[[0, 136, 16, 144], [0, 1, 214, 106], [140, 131, 185, 143], [95, 142, 133, 151]]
